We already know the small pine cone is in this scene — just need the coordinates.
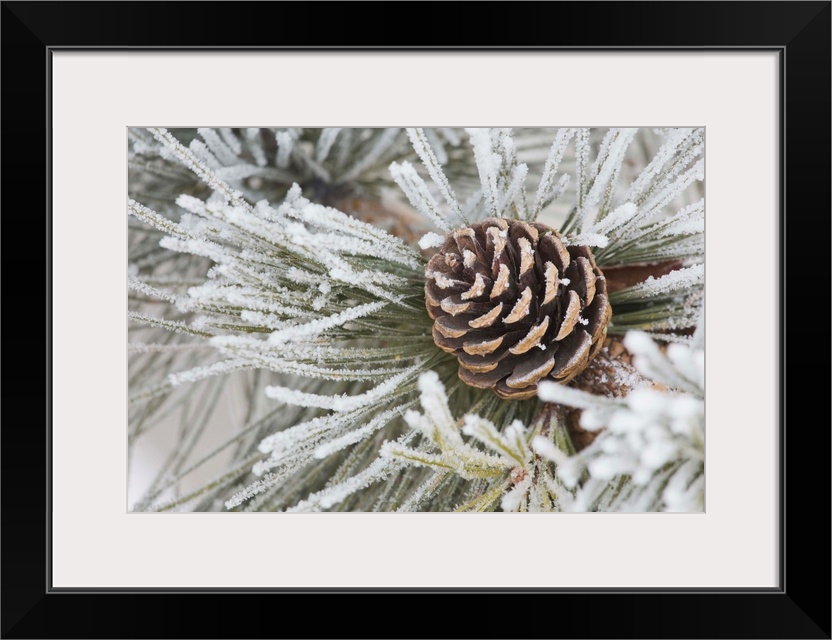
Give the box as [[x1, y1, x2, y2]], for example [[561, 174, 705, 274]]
[[425, 218, 611, 400]]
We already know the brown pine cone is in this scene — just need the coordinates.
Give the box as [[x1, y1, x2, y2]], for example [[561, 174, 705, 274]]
[[425, 218, 611, 400]]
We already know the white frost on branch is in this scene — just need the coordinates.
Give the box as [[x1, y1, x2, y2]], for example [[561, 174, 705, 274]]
[[128, 311, 211, 337], [623, 128, 703, 206], [389, 160, 454, 232], [266, 301, 387, 344], [167, 358, 252, 387], [313, 406, 411, 459], [613, 264, 704, 302], [264, 363, 423, 412], [149, 127, 249, 208], [245, 128, 267, 166], [466, 128, 502, 219], [533, 128, 574, 217], [275, 129, 298, 168], [406, 127, 465, 225], [536, 331, 704, 511], [287, 456, 401, 512], [418, 231, 445, 250], [128, 276, 179, 304], [464, 128, 531, 221], [382, 371, 517, 479], [567, 232, 610, 248], [578, 128, 638, 230], [315, 127, 342, 163], [381, 371, 570, 511], [342, 127, 400, 181], [198, 127, 239, 166]]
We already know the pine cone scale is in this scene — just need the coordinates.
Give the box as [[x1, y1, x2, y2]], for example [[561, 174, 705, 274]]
[[468, 303, 504, 328], [462, 335, 505, 356], [551, 329, 593, 379], [586, 293, 611, 337], [504, 348, 556, 388], [508, 316, 551, 354], [458, 358, 516, 388], [426, 218, 611, 398], [553, 290, 581, 340]]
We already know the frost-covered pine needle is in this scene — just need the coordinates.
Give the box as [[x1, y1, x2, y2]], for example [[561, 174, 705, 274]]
[[381, 371, 570, 511], [536, 331, 704, 511]]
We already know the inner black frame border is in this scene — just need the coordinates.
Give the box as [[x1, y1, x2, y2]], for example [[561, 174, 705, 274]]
[[2, 2, 829, 638]]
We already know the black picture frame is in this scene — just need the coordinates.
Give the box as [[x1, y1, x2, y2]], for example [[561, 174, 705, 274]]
[[3, 2, 829, 638]]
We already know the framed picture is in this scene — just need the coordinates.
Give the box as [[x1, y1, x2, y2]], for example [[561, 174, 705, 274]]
[[5, 2, 828, 637]]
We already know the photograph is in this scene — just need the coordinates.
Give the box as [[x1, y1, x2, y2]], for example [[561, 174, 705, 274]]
[[5, 0, 821, 633], [127, 127, 705, 513]]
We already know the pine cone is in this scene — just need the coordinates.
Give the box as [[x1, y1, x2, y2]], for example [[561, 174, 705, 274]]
[[425, 218, 611, 399]]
